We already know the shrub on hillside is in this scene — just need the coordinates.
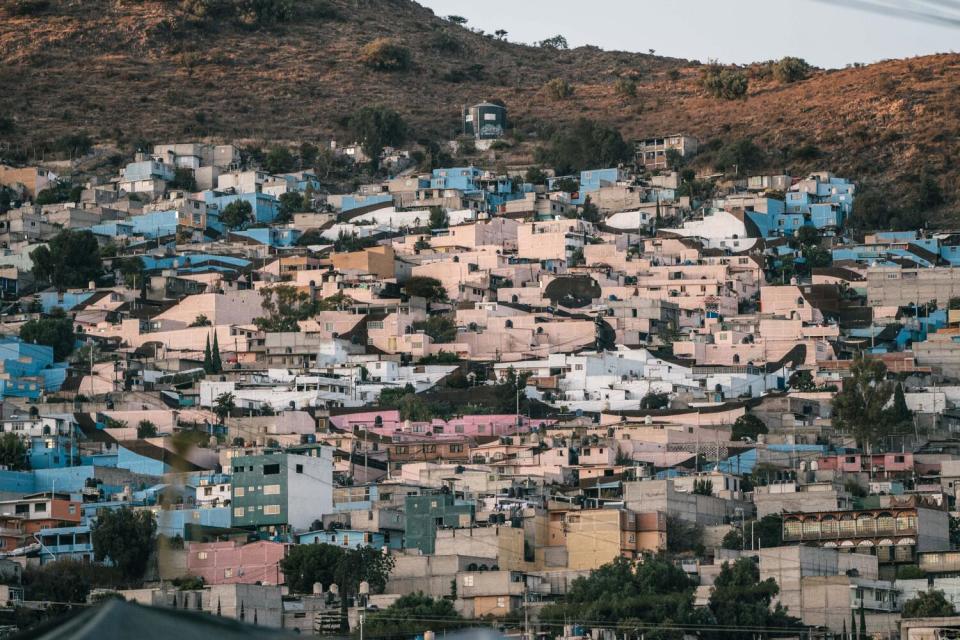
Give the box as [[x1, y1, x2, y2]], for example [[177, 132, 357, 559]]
[[614, 77, 636, 99], [773, 56, 811, 83], [6, 0, 50, 16], [701, 62, 748, 100], [360, 38, 413, 72], [544, 78, 574, 100]]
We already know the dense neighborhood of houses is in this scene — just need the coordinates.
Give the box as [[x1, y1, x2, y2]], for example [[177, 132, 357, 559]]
[[2, 115, 960, 639]]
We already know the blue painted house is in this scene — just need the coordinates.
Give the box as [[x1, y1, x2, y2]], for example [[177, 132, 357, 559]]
[[0, 338, 67, 399], [297, 528, 401, 549]]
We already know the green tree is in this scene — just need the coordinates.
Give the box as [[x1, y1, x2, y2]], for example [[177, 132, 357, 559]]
[[137, 420, 158, 438], [715, 139, 764, 175], [35, 181, 82, 206], [773, 56, 811, 83], [30, 229, 102, 290], [349, 105, 408, 161], [731, 414, 768, 442], [278, 191, 306, 222], [91, 508, 157, 581], [903, 590, 956, 618], [709, 558, 801, 636], [213, 392, 235, 423], [114, 256, 145, 288], [832, 356, 894, 450], [211, 333, 223, 373], [265, 146, 296, 174], [640, 392, 670, 410], [666, 514, 705, 554], [168, 167, 197, 191], [281, 544, 395, 596], [20, 307, 75, 360], [428, 206, 448, 229], [0, 433, 29, 470], [254, 285, 321, 332], [701, 62, 749, 99], [722, 514, 784, 550], [539, 556, 702, 631], [203, 334, 213, 374], [23, 560, 122, 605], [579, 195, 600, 223], [614, 77, 637, 99], [411, 316, 457, 343], [804, 244, 832, 269], [536, 118, 632, 176], [538, 34, 569, 49], [220, 200, 253, 230], [524, 167, 548, 185], [398, 393, 433, 422], [404, 276, 446, 302], [789, 370, 816, 391], [364, 593, 465, 639], [189, 314, 211, 327], [918, 168, 944, 210]]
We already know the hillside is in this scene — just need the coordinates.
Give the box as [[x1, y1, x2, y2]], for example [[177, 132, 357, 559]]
[[1, 0, 959, 217]]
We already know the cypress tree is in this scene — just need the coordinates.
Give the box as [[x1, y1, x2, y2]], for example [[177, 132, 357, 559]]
[[203, 334, 213, 374], [211, 332, 223, 373], [859, 603, 867, 640]]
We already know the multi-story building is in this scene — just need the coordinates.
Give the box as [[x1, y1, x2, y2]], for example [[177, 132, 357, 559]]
[[634, 134, 698, 169], [781, 497, 950, 578], [404, 492, 475, 555], [229, 450, 334, 532]]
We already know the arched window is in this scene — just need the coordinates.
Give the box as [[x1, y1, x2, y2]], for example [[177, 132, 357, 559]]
[[733, 354, 741, 364], [505, 320, 513, 329]]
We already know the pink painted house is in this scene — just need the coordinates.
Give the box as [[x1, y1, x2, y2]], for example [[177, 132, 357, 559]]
[[186, 540, 288, 585], [329, 411, 553, 437], [816, 453, 914, 476]]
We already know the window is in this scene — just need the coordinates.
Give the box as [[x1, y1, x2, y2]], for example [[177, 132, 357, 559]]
[[296, 464, 304, 474], [463, 575, 474, 587], [234, 507, 244, 517], [34, 503, 46, 513], [224, 568, 233, 578], [197, 552, 208, 560], [450, 444, 463, 453], [264, 484, 281, 495], [263, 464, 280, 475], [234, 487, 245, 497], [264, 504, 281, 515], [497, 597, 506, 608]]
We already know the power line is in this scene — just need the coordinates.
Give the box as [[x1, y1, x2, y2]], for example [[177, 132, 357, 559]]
[[810, 0, 960, 28]]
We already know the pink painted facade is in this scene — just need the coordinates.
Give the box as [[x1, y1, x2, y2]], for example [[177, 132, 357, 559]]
[[186, 540, 288, 585], [329, 411, 553, 437], [816, 453, 915, 475]]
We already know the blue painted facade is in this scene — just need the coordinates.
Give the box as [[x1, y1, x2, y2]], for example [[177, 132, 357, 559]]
[[231, 227, 301, 247], [0, 338, 66, 399], [205, 192, 280, 225], [37, 292, 95, 313], [36, 524, 93, 564], [116, 445, 169, 476], [157, 506, 231, 538], [297, 529, 401, 549], [341, 194, 393, 212], [28, 435, 76, 470]]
